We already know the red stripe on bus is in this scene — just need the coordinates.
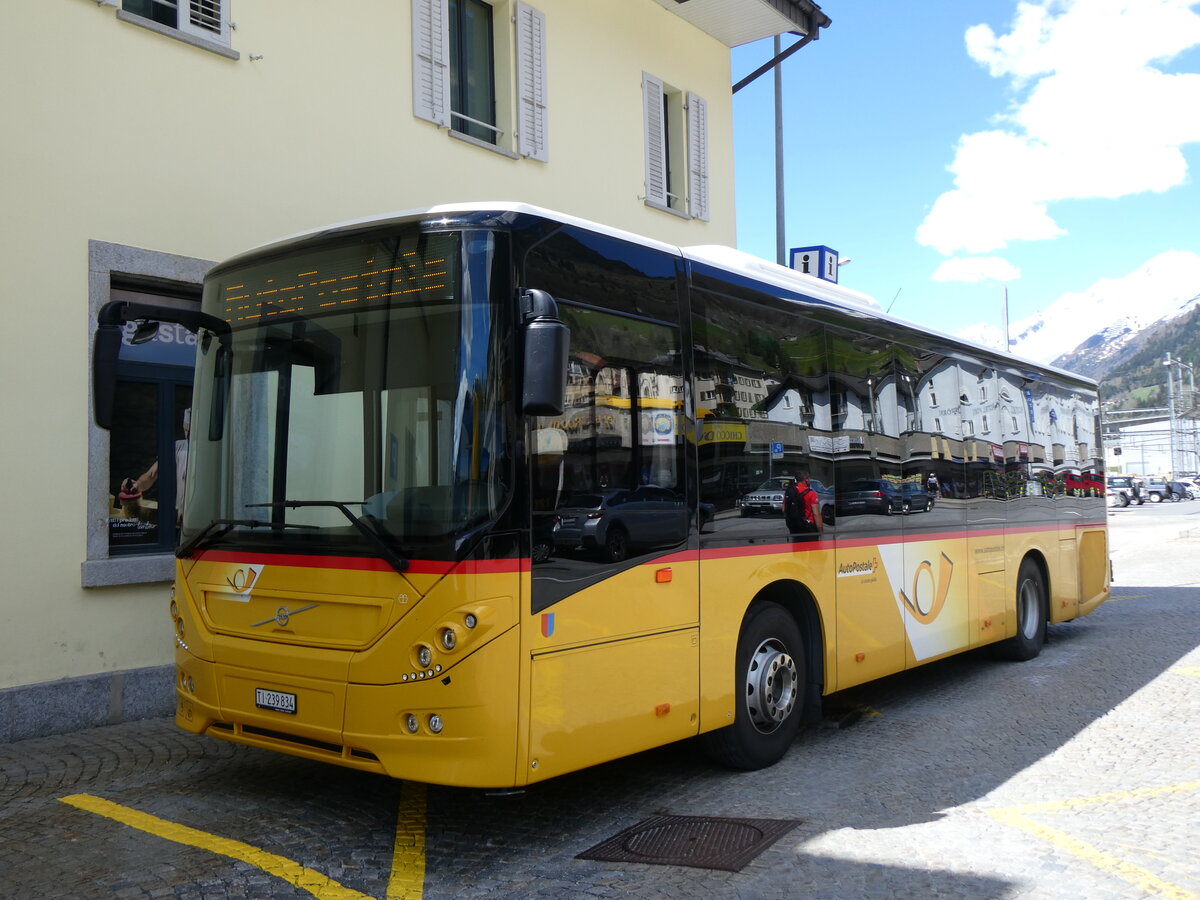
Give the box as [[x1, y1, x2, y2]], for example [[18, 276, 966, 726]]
[[192, 550, 526, 575]]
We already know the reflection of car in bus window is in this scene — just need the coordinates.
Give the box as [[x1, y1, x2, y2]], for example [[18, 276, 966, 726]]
[[836, 479, 904, 516], [900, 482, 934, 513], [553, 486, 688, 562], [738, 477, 833, 523]]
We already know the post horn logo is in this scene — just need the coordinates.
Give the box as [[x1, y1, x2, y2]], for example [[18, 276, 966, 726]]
[[900, 552, 954, 625], [226, 565, 262, 594]]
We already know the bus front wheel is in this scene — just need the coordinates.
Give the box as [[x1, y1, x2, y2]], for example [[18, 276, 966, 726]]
[[998, 559, 1046, 661], [701, 602, 804, 770]]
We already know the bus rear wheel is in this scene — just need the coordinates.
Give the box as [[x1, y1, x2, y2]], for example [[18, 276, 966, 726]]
[[998, 559, 1046, 661], [701, 602, 804, 770]]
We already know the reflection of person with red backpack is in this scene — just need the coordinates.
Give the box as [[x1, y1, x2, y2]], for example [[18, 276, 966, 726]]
[[785, 473, 823, 540]]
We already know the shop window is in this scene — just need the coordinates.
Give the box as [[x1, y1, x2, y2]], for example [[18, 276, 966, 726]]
[[107, 315, 195, 556]]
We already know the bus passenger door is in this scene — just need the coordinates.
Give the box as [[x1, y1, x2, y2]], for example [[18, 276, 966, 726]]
[[897, 355, 970, 668], [827, 331, 907, 689], [523, 283, 698, 782]]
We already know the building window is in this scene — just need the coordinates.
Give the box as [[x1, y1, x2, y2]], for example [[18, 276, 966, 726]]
[[412, 0, 548, 160], [449, 0, 497, 143], [120, 0, 233, 49], [642, 73, 708, 220]]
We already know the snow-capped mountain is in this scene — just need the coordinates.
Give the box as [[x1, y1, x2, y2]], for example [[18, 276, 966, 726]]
[[955, 250, 1200, 379]]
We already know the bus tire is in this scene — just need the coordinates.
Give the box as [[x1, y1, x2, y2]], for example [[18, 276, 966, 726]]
[[701, 602, 804, 770], [998, 558, 1046, 661]]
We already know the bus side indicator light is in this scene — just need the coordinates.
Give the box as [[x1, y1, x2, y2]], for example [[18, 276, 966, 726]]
[[655, 568, 673, 583], [656, 703, 671, 717], [855, 652, 866, 663]]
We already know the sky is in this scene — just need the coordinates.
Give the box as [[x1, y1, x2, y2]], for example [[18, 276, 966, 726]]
[[731, 0, 1200, 360]]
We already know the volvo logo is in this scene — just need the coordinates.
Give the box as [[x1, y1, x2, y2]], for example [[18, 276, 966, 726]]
[[252, 604, 317, 628]]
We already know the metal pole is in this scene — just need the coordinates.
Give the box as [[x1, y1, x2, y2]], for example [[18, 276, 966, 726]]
[[1002, 285, 1010, 353], [774, 35, 785, 266], [1166, 353, 1177, 477]]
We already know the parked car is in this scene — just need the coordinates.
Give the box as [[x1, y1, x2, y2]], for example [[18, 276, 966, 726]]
[[737, 477, 834, 523], [531, 512, 560, 563], [836, 478, 904, 516], [900, 482, 934, 513], [1106, 475, 1144, 507], [1167, 481, 1194, 501], [1143, 479, 1182, 503], [553, 486, 688, 562]]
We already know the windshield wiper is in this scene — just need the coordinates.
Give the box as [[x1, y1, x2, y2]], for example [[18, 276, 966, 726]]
[[246, 500, 410, 574], [177, 517, 318, 558]]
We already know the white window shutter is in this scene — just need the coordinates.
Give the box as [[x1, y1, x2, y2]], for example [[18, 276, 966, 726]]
[[412, 0, 451, 127], [516, 2, 548, 161], [181, 0, 230, 44], [687, 92, 709, 221], [643, 73, 668, 209]]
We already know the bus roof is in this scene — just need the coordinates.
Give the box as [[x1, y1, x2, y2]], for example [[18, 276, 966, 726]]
[[217, 201, 1096, 389]]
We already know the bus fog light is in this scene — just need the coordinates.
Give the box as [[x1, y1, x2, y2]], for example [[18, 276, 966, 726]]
[[417, 645, 432, 668], [405, 714, 419, 734], [187, 676, 195, 693], [464, 614, 477, 629], [428, 714, 443, 734], [440, 628, 457, 650]]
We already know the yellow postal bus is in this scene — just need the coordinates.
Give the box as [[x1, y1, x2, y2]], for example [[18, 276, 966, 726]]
[[93, 203, 1110, 787]]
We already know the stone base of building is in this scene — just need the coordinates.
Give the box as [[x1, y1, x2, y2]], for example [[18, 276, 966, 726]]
[[0, 666, 173, 743]]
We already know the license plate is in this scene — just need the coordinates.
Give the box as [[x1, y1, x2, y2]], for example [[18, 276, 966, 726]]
[[255, 688, 297, 714]]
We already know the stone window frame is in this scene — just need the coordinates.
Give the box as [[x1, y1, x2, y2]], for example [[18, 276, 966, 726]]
[[83, 240, 213, 588]]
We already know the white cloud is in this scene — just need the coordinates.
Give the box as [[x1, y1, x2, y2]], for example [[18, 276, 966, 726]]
[[954, 249, 1200, 363], [917, 0, 1200, 256], [931, 256, 1023, 283]]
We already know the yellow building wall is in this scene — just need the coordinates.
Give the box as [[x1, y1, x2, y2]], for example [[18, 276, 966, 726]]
[[0, 0, 735, 690]]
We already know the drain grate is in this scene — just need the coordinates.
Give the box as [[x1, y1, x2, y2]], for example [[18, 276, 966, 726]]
[[577, 814, 801, 872]]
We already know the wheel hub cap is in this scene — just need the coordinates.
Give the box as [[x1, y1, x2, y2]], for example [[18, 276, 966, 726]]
[[745, 638, 798, 733]]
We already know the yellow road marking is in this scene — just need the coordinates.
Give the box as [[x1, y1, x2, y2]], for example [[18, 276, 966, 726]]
[[998, 781, 1200, 815], [386, 782, 427, 900], [987, 782, 1200, 900], [59, 793, 372, 900], [987, 809, 1200, 900], [1170, 666, 1200, 679]]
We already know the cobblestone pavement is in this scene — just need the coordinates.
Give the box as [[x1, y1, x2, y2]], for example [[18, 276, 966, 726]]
[[2, 508, 1198, 899]]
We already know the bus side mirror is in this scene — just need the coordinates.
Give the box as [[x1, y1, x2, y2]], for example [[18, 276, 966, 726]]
[[521, 289, 569, 416], [93, 300, 231, 431], [92, 320, 124, 430]]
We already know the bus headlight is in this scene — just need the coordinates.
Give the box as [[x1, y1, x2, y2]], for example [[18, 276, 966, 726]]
[[440, 628, 457, 651], [464, 614, 477, 629], [417, 645, 432, 668], [428, 714, 444, 734], [405, 714, 419, 734]]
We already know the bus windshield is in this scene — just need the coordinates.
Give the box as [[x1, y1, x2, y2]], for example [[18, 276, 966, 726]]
[[180, 229, 511, 561]]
